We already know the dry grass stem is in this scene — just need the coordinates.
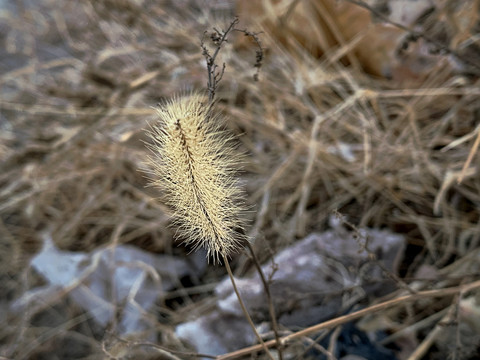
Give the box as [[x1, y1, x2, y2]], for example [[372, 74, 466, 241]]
[[245, 242, 283, 360], [217, 280, 480, 360], [2, 1, 480, 358], [223, 254, 276, 360]]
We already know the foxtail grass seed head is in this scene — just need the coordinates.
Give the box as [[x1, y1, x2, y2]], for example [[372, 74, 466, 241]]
[[145, 93, 246, 263]]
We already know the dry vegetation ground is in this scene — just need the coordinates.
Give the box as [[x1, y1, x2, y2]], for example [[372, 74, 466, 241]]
[[1, 0, 480, 359]]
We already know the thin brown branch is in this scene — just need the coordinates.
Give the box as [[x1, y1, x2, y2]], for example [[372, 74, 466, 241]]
[[245, 242, 283, 360], [216, 280, 480, 360], [201, 17, 264, 102], [222, 254, 276, 360]]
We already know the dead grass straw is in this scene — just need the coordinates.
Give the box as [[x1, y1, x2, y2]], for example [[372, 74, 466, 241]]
[[1, 0, 480, 359]]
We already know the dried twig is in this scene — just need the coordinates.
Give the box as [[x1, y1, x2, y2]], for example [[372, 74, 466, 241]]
[[201, 17, 263, 103], [217, 280, 480, 359], [333, 209, 415, 294], [245, 242, 284, 360]]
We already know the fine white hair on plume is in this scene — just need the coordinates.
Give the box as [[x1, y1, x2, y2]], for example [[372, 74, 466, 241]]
[[145, 92, 246, 263]]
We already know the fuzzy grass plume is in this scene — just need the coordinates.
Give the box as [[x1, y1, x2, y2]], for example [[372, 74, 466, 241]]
[[145, 93, 245, 262]]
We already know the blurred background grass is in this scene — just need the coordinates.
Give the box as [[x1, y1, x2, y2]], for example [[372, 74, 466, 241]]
[[1, 0, 480, 359]]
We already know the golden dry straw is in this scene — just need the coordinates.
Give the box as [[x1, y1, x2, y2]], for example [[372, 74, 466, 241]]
[[145, 93, 245, 262]]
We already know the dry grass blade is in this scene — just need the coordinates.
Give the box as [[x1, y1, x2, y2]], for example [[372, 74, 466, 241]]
[[458, 128, 480, 184], [2, 0, 480, 359], [217, 280, 480, 360]]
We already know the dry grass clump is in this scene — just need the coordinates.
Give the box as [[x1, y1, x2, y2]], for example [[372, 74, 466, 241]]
[[1, 0, 480, 359]]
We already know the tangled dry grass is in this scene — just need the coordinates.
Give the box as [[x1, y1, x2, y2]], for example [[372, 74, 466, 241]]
[[1, 0, 480, 359]]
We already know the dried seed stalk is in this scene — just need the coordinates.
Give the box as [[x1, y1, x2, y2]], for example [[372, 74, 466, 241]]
[[145, 92, 245, 263]]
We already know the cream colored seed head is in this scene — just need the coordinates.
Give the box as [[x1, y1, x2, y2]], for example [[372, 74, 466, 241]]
[[145, 93, 245, 263]]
